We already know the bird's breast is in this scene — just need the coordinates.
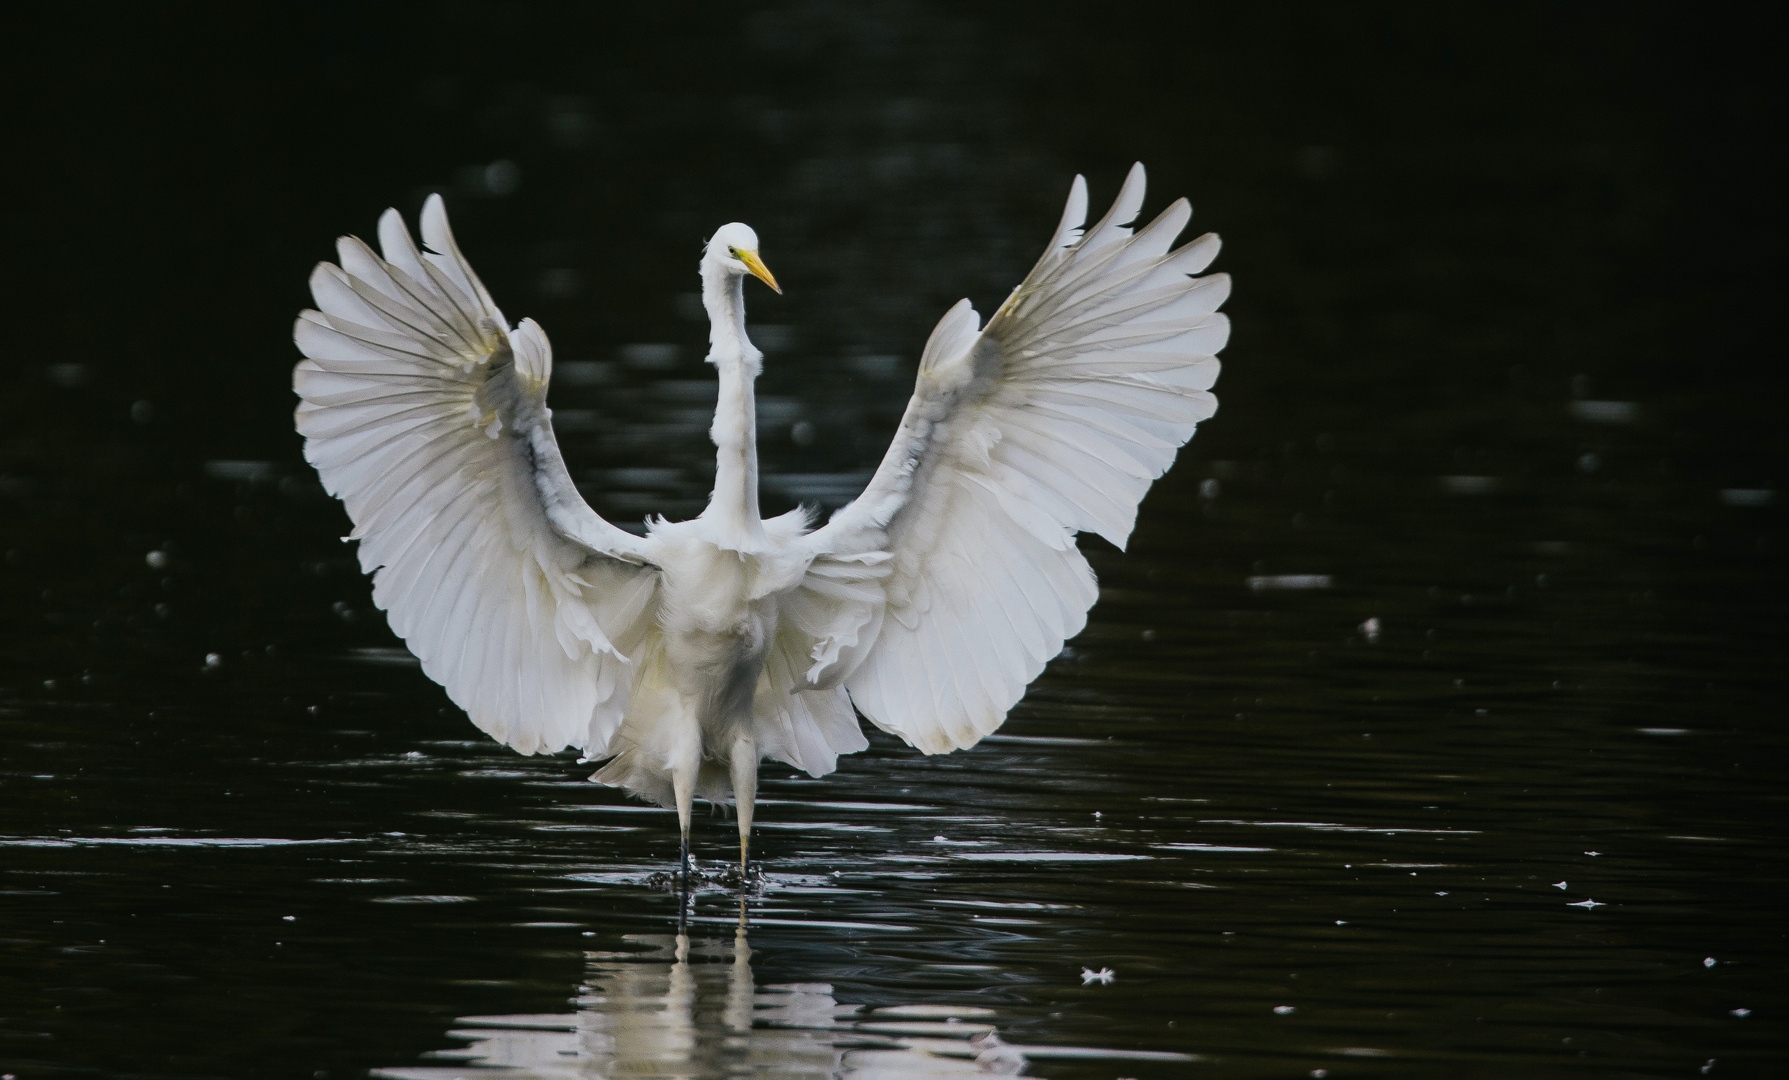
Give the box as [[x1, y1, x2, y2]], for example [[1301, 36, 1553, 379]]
[[652, 535, 785, 638]]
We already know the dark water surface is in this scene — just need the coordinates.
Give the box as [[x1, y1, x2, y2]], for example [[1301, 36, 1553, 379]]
[[3, 3, 1785, 1077]]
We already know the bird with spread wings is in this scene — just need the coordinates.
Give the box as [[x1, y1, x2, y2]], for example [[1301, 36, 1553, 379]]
[[293, 163, 1228, 878]]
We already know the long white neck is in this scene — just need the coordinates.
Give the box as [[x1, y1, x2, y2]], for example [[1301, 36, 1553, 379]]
[[699, 257, 764, 545]]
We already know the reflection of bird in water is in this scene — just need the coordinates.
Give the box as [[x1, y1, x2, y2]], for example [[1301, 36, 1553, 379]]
[[293, 164, 1227, 877], [372, 930, 1033, 1078]]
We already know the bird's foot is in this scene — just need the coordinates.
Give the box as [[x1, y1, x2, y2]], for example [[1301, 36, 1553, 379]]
[[714, 860, 764, 891], [645, 858, 762, 893]]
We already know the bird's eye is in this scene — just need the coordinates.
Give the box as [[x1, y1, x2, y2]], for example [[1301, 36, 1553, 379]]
[[728, 246, 741, 259]]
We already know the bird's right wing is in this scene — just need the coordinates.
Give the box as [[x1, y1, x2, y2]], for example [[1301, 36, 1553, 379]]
[[802, 164, 1227, 754], [294, 195, 659, 758]]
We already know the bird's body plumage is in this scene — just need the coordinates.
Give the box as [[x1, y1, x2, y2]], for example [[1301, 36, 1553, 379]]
[[293, 165, 1227, 865]]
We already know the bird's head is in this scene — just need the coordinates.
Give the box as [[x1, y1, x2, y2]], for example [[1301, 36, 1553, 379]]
[[705, 223, 781, 294]]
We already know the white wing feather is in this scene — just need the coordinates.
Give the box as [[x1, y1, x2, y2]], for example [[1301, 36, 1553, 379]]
[[293, 195, 659, 758], [803, 164, 1227, 754]]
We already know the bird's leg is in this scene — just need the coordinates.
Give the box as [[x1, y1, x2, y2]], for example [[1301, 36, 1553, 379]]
[[672, 756, 696, 897], [729, 735, 758, 884], [676, 829, 690, 897]]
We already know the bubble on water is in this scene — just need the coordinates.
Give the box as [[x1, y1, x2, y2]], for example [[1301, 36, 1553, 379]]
[[1719, 489, 1775, 508], [1570, 400, 1639, 424], [205, 460, 276, 482], [1273, 1005, 1295, 1015], [1248, 574, 1331, 591], [1552, 881, 1567, 889], [1440, 475, 1499, 494], [484, 160, 520, 195], [1705, 957, 1717, 968], [46, 363, 92, 388], [1730, 1008, 1750, 1018]]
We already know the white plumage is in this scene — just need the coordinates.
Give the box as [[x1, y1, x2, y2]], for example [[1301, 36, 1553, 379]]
[[293, 164, 1227, 871]]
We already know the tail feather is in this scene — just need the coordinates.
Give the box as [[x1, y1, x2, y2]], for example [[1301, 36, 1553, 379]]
[[589, 743, 731, 808]]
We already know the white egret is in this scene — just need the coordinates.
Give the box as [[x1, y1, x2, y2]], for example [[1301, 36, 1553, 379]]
[[292, 163, 1228, 880]]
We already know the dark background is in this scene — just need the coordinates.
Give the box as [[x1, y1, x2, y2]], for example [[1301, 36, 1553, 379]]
[[2, 2, 1786, 1077], [5, 1, 1784, 474], [6, 0, 1783, 696]]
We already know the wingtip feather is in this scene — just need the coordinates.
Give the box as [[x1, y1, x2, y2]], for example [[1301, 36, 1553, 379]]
[[1050, 174, 1091, 251], [376, 208, 411, 261], [419, 193, 453, 253]]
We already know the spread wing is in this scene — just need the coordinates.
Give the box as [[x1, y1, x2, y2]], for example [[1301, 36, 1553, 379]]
[[293, 195, 659, 758], [802, 163, 1228, 754]]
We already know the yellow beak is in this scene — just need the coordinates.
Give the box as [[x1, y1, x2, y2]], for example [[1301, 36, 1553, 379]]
[[737, 248, 782, 294]]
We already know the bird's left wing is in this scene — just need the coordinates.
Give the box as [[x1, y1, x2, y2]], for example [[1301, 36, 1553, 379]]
[[293, 195, 659, 758], [800, 164, 1227, 753]]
